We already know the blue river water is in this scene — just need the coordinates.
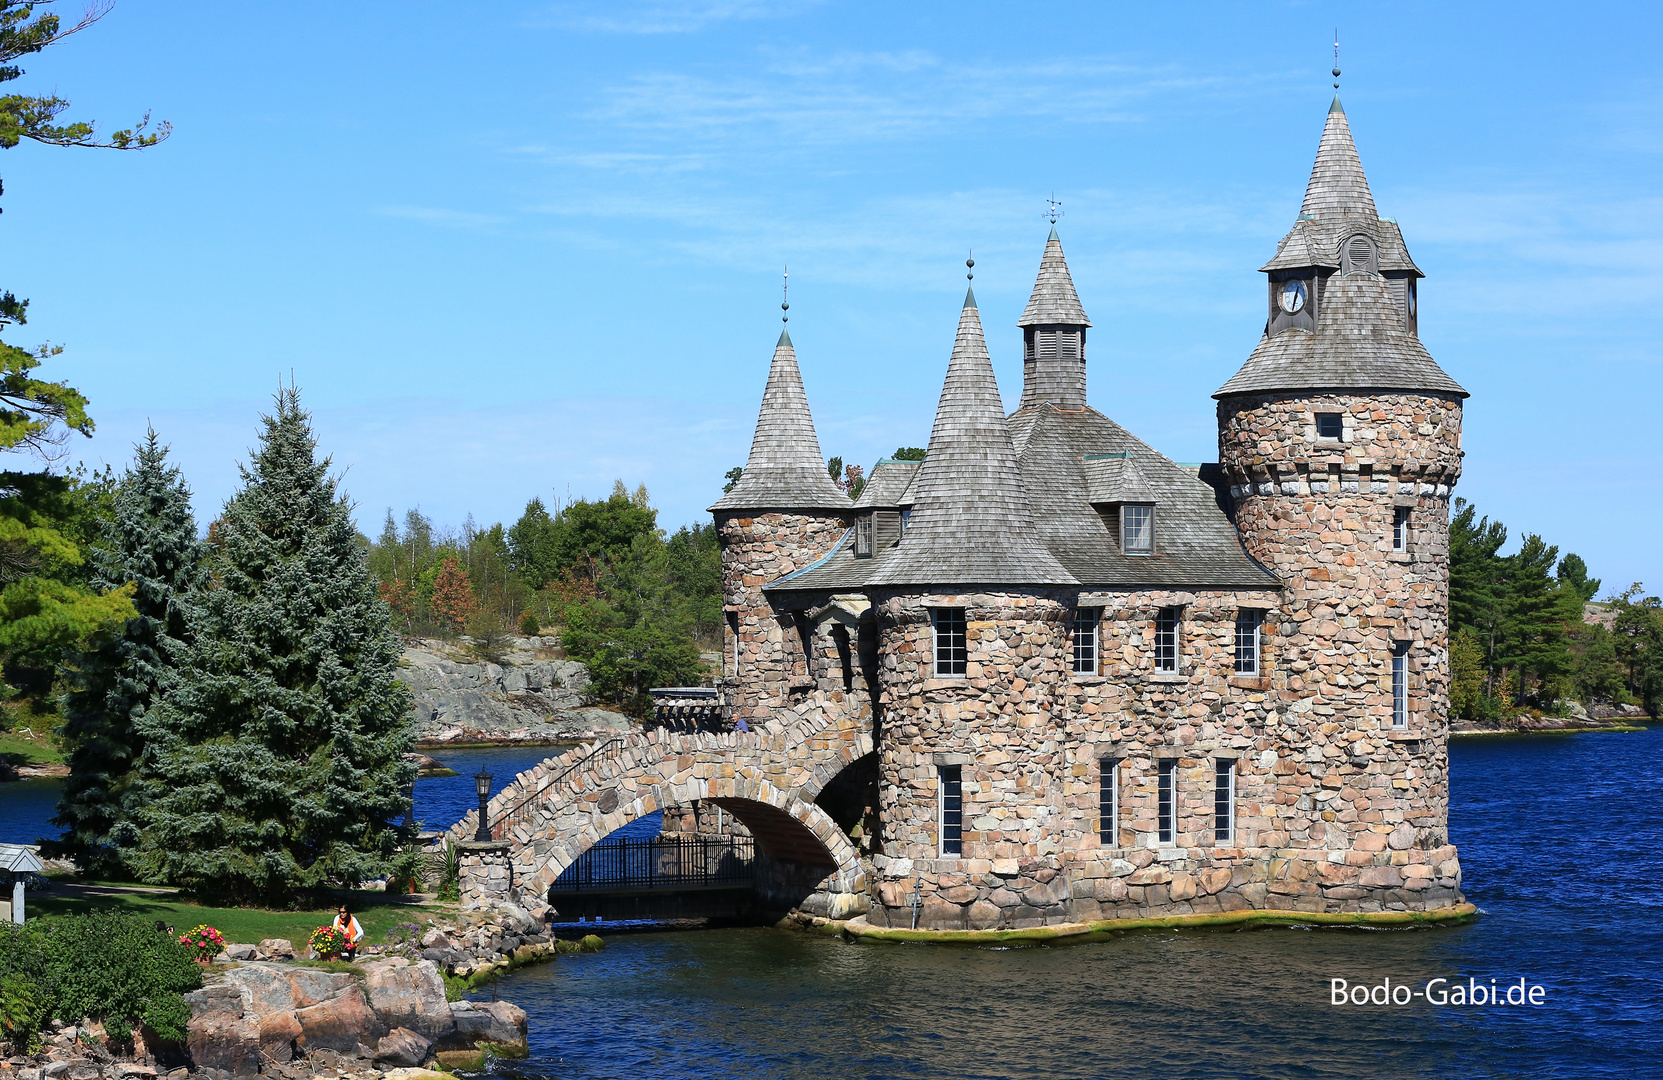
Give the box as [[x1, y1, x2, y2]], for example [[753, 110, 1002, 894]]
[[3, 730, 1658, 1077]]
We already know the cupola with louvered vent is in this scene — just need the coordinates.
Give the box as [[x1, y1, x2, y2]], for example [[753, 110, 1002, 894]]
[[1017, 227, 1092, 410]]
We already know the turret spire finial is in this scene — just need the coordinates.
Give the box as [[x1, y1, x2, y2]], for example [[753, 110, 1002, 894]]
[[966, 251, 974, 281], [1332, 30, 1341, 89], [1045, 195, 1063, 226], [781, 265, 789, 324]]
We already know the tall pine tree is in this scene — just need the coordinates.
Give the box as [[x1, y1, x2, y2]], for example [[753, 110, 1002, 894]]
[[131, 391, 414, 904], [51, 430, 204, 873]]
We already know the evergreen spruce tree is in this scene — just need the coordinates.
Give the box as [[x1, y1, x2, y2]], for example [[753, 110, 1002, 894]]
[[51, 430, 204, 873], [131, 391, 414, 904]]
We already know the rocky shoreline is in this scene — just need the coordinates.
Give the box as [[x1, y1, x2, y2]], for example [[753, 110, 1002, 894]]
[[0, 902, 582, 1080], [398, 637, 634, 747]]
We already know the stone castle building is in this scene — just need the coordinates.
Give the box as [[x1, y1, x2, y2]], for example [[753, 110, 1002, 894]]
[[707, 97, 1469, 930]]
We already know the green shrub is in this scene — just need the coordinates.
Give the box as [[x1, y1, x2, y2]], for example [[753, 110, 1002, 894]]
[[0, 912, 201, 1041], [518, 612, 540, 637], [0, 974, 42, 1042]]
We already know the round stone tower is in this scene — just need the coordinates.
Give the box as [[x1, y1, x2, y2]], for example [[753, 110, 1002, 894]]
[[1215, 97, 1468, 906], [709, 328, 853, 723]]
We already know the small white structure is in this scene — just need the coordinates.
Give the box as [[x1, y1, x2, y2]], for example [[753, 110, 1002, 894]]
[[0, 843, 44, 923]]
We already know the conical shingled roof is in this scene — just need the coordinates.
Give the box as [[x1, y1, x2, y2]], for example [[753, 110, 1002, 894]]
[[1217, 98, 1465, 400], [709, 329, 853, 512], [1299, 98, 1377, 222], [1018, 227, 1092, 327], [1216, 272, 1465, 398], [866, 290, 1076, 587]]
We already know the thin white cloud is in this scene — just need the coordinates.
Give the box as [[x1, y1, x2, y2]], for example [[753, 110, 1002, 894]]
[[527, 0, 821, 35], [377, 205, 507, 230]]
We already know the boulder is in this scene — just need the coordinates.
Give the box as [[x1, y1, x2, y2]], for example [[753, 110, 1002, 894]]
[[226, 943, 259, 961], [362, 960, 455, 1043], [418, 928, 453, 950], [294, 988, 386, 1055], [257, 1011, 303, 1064], [374, 1028, 434, 1068], [221, 963, 353, 1016], [258, 939, 297, 961], [446, 1001, 527, 1048], [494, 903, 541, 935], [184, 985, 261, 1077]]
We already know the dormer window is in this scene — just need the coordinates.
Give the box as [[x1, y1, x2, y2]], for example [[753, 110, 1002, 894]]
[[854, 514, 874, 558], [1342, 234, 1377, 274], [1121, 503, 1155, 554], [1316, 413, 1344, 440]]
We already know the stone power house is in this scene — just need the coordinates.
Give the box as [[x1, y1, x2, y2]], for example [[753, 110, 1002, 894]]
[[709, 98, 1467, 931]]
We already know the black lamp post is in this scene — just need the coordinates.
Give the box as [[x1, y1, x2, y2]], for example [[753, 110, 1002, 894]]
[[473, 768, 494, 842]]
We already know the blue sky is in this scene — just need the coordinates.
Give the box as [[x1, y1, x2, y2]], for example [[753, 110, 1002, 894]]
[[8, 1, 1661, 591]]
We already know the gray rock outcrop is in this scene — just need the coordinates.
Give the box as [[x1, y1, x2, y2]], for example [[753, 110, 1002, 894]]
[[398, 636, 633, 743]]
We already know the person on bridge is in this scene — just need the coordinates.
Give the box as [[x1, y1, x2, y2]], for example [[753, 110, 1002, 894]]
[[734, 717, 750, 732], [333, 906, 364, 960]]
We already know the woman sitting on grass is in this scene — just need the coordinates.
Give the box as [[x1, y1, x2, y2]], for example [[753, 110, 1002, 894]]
[[332, 905, 364, 961]]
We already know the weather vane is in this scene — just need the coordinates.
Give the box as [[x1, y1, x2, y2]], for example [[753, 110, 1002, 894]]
[[966, 251, 974, 281], [1333, 30, 1341, 90], [1046, 195, 1063, 225], [781, 266, 789, 324]]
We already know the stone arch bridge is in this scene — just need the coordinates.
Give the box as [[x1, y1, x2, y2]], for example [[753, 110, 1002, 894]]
[[446, 712, 873, 920]]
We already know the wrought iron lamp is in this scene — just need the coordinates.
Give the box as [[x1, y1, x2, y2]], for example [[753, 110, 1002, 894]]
[[473, 768, 494, 842]]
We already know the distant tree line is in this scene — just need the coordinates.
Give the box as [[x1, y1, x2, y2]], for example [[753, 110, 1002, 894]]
[[1449, 498, 1660, 721], [368, 480, 720, 717]]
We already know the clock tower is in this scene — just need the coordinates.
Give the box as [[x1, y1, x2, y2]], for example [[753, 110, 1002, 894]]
[[1215, 96, 1470, 890]]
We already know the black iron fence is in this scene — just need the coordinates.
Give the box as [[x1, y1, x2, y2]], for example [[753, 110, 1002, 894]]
[[550, 834, 756, 893]]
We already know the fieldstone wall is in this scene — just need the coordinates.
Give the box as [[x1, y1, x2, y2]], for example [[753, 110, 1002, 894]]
[[861, 574, 1465, 929], [714, 511, 850, 723]]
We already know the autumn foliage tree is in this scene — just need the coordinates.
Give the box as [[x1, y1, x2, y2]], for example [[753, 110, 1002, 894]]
[[429, 556, 473, 634]]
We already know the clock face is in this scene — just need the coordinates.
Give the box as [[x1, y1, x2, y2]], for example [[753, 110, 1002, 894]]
[[1279, 279, 1307, 314]]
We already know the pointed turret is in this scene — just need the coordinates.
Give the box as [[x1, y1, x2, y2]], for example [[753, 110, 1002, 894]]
[[867, 291, 1075, 586], [1299, 98, 1378, 222], [1217, 98, 1464, 400], [709, 330, 850, 512], [1016, 228, 1092, 410]]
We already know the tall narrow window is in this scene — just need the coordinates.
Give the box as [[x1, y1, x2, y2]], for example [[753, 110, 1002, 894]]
[[1099, 758, 1119, 847], [855, 514, 874, 557], [1072, 607, 1100, 674], [1157, 759, 1176, 845], [1122, 503, 1155, 554], [1392, 642, 1409, 728], [932, 608, 967, 677], [1393, 506, 1410, 552], [1154, 607, 1180, 672], [1316, 413, 1343, 440], [1234, 610, 1262, 675], [1214, 759, 1235, 843], [938, 765, 963, 856]]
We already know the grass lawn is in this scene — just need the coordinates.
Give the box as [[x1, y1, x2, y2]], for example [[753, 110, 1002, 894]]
[[0, 728, 64, 767], [28, 888, 455, 947]]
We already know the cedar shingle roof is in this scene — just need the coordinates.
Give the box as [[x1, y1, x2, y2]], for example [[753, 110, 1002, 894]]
[[863, 290, 1075, 587], [1018, 227, 1091, 328], [1216, 273, 1467, 398], [709, 329, 854, 513], [851, 458, 920, 509], [1218, 98, 1465, 400], [768, 402, 1275, 594]]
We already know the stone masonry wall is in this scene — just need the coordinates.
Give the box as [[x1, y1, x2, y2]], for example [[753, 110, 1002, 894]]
[[863, 574, 1465, 930], [714, 511, 850, 723]]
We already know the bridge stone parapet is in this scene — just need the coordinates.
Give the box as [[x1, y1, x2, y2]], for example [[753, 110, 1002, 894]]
[[448, 709, 873, 919]]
